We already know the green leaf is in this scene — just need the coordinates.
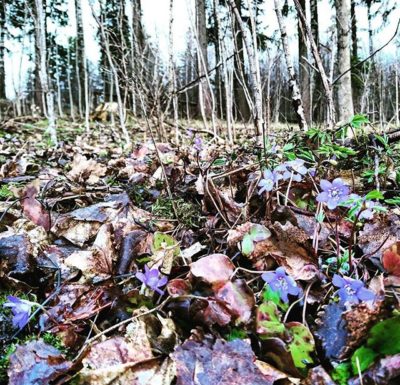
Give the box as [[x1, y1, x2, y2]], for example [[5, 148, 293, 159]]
[[350, 315, 400, 374], [241, 234, 254, 256], [263, 285, 288, 311], [212, 158, 226, 167], [350, 114, 369, 128], [331, 362, 352, 385], [351, 346, 377, 373], [256, 302, 286, 339], [385, 197, 400, 205], [241, 225, 270, 256], [286, 322, 315, 370], [365, 190, 384, 200], [152, 232, 180, 256], [366, 316, 400, 355]]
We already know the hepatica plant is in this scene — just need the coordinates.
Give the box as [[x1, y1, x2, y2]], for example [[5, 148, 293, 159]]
[[258, 169, 282, 194], [136, 265, 168, 295], [3, 295, 37, 329], [332, 274, 376, 306], [316, 178, 350, 210], [262, 267, 301, 303]]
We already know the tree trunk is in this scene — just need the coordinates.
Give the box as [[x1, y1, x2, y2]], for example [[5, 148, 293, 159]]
[[298, 0, 311, 125], [310, 0, 323, 123], [0, 0, 6, 100], [228, 0, 264, 136], [232, 0, 250, 121], [77, 0, 90, 132], [34, 0, 57, 144], [274, 0, 308, 131], [335, 0, 354, 122], [196, 0, 211, 118]]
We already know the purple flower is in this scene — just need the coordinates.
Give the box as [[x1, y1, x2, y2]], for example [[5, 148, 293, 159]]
[[316, 178, 350, 210], [136, 265, 168, 295], [3, 296, 34, 329], [187, 128, 195, 138], [332, 274, 376, 305], [193, 136, 203, 152], [276, 159, 308, 182], [258, 169, 282, 194], [262, 267, 301, 303]]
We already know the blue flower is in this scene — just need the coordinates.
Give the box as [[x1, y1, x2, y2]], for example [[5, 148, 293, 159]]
[[193, 136, 203, 152], [3, 296, 34, 329], [258, 169, 282, 194], [332, 274, 376, 305], [136, 265, 168, 295], [276, 159, 308, 182], [262, 267, 301, 303], [316, 178, 350, 210]]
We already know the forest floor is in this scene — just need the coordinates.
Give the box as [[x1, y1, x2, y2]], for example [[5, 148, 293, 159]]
[[0, 116, 400, 385]]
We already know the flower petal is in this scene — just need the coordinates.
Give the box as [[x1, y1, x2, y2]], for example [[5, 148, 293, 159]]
[[320, 179, 332, 191], [332, 274, 346, 288], [357, 287, 376, 302]]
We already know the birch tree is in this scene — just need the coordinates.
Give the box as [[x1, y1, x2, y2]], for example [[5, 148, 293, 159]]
[[34, 0, 57, 145], [335, 0, 354, 122], [227, 0, 264, 136], [297, 0, 311, 125], [76, 0, 90, 132], [274, 0, 308, 130], [0, 0, 6, 100]]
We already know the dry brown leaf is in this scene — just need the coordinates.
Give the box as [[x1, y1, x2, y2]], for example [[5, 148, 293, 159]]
[[67, 153, 106, 185]]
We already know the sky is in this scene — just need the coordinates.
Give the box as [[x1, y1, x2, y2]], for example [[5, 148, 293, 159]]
[[4, 0, 400, 99]]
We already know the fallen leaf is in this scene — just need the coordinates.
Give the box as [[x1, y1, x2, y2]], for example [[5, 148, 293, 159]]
[[67, 153, 106, 185], [382, 241, 400, 276], [214, 279, 255, 324], [20, 181, 50, 231], [190, 254, 235, 285], [303, 365, 336, 385], [7, 340, 72, 385], [172, 337, 274, 385], [348, 354, 400, 385]]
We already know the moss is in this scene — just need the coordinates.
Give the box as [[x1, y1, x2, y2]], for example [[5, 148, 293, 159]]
[[152, 197, 203, 228]]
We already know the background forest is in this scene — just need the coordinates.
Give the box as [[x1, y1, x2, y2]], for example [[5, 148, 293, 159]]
[[0, 0, 399, 145]]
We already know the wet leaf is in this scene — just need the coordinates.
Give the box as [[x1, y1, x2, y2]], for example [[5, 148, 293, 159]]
[[172, 337, 274, 385], [286, 322, 315, 370], [256, 302, 286, 338], [20, 181, 50, 231], [190, 253, 235, 285], [314, 302, 349, 360], [214, 279, 255, 324], [382, 242, 400, 277], [7, 340, 72, 385]]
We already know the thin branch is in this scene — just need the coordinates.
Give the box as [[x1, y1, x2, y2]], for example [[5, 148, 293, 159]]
[[333, 17, 400, 85]]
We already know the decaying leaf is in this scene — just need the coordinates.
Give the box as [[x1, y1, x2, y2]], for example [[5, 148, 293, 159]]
[[382, 241, 400, 277], [303, 365, 336, 385], [79, 320, 154, 385], [190, 253, 235, 285], [348, 354, 400, 385], [67, 153, 107, 185], [7, 340, 72, 385], [172, 337, 274, 385], [20, 181, 50, 231], [314, 302, 349, 360], [214, 279, 255, 324]]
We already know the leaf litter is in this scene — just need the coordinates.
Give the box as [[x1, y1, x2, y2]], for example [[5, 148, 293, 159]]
[[0, 124, 400, 384]]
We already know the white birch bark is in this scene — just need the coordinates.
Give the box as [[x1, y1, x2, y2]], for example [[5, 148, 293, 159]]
[[227, 0, 263, 136], [274, 0, 308, 131], [34, 0, 57, 145], [335, 0, 354, 122]]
